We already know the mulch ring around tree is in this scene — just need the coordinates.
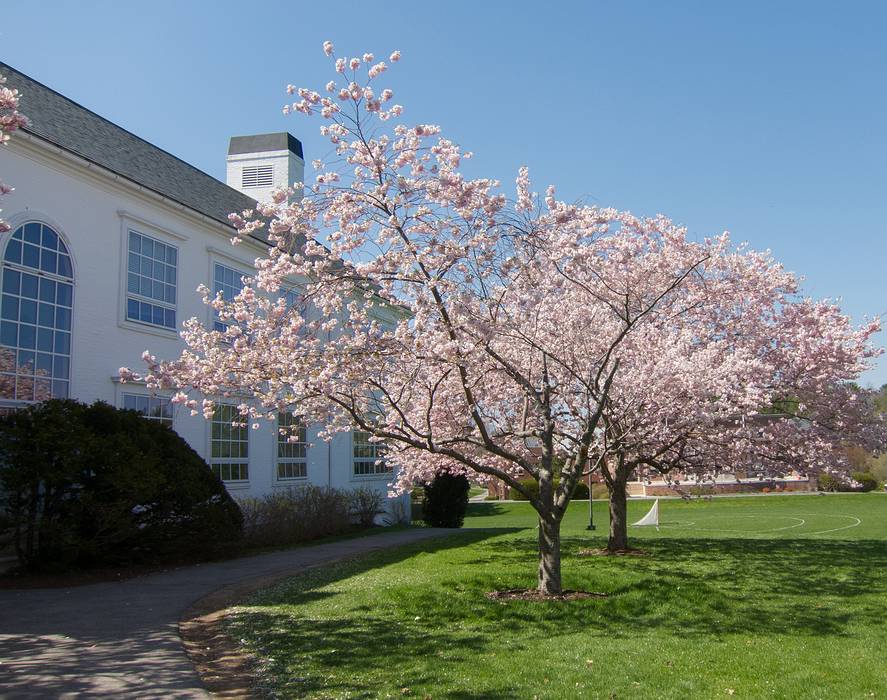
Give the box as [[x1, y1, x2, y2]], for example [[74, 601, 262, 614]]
[[486, 588, 607, 602], [577, 547, 651, 557]]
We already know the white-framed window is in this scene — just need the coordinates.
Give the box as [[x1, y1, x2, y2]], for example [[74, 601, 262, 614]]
[[210, 403, 249, 482], [277, 412, 307, 480], [126, 230, 177, 330], [241, 164, 274, 188], [1, 222, 74, 405], [353, 428, 391, 477], [122, 393, 173, 428], [213, 263, 245, 332]]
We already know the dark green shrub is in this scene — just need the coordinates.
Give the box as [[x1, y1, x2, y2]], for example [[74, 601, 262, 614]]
[[0, 399, 242, 572], [238, 485, 352, 548], [852, 471, 878, 492], [509, 477, 590, 501], [572, 481, 590, 500], [423, 472, 470, 528]]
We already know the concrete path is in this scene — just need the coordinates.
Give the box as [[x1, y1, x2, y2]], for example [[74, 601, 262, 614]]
[[0, 528, 455, 699]]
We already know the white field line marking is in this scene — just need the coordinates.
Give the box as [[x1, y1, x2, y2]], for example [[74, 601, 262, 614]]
[[799, 514, 862, 536], [660, 515, 806, 535], [651, 521, 696, 529]]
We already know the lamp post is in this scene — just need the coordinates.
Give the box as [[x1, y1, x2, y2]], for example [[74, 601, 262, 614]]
[[586, 465, 596, 531]]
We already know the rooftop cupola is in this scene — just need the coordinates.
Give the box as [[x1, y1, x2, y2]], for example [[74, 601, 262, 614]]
[[226, 132, 304, 203]]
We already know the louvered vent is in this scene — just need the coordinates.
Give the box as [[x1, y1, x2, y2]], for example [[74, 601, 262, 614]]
[[242, 165, 274, 188]]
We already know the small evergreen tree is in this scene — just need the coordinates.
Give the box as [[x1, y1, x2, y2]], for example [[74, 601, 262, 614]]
[[422, 472, 470, 528]]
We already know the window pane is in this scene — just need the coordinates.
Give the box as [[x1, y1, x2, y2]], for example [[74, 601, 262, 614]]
[[37, 328, 53, 352], [17, 374, 34, 400], [36, 353, 52, 373], [53, 355, 68, 379], [39, 278, 55, 304], [4, 240, 22, 265], [17, 350, 34, 371], [38, 303, 54, 327], [56, 284, 72, 307], [1, 321, 16, 346], [1, 296, 18, 321], [21, 274, 38, 299], [41, 226, 58, 250], [19, 325, 35, 349], [2, 269, 20, 295], [22, 245, 39, 269], [0, 372, 14, 399], [57, 255, 72, 279], [19, 299, 36, 324], [23, 223, 40, 245], [41, 250, 58, 275], [54, 331, 70, 354]]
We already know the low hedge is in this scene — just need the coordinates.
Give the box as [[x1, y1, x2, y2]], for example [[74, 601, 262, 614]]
[[238, 485, 351, 548]]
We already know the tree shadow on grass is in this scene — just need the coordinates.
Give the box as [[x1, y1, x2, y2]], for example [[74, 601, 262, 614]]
[[465, 535, 887, 638], [230, 529, 526, 698]]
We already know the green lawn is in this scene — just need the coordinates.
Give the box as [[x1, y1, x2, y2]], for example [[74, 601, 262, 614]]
[[227, 494, 887, 699]]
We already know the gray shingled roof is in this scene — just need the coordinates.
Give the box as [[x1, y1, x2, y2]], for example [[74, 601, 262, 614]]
[[1, 61, 263, 229]]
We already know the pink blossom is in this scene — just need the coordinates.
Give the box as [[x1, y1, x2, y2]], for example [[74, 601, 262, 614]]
[[390, 50, 401, 62], [323, 40, 334, 56], [0, 73, 27, 233], [124, 43, 883, 595]]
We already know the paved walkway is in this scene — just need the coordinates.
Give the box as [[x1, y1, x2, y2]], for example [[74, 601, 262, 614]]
[[0, 528, 455, 699]]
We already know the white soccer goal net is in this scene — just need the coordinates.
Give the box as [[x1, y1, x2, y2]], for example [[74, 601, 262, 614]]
[[633, 499, 660, 529]]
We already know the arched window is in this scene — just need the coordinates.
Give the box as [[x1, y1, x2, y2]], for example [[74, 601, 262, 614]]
[[0, 222, 74, 405]]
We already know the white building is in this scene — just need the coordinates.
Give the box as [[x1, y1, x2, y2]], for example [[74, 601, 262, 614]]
[[0, 62, 406, 518]]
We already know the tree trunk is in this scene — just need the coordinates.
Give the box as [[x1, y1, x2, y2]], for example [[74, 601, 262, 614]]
[[607, 479, 629, 551], [537, 515, 562, 595]]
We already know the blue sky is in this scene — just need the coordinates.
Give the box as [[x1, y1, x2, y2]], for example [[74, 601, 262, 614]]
[[3, 1, 886, 385]]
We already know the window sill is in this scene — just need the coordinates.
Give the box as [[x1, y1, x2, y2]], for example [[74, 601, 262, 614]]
[[350, 473, 394, 482], [118, 318, 179, 339], [221, 481, 250, 489], [273, 478, 308, 486]]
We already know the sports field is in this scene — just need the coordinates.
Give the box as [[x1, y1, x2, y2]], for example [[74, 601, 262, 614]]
[[228, 493, 887, 699], [465, 492, 880, 540]]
